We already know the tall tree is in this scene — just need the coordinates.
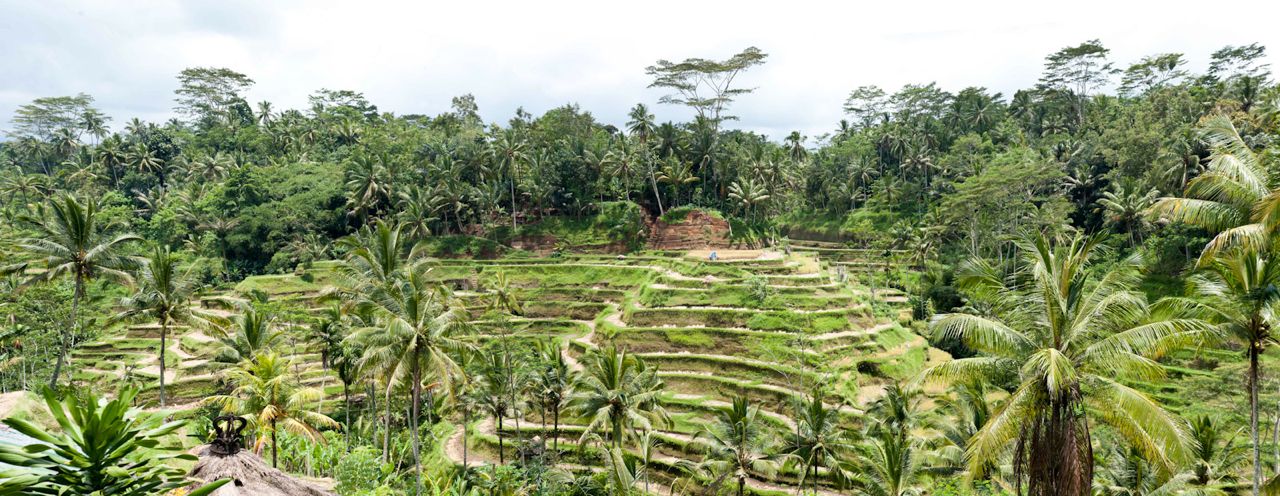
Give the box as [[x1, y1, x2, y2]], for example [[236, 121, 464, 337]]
[[695, 396, 782, 496], [1038, 40, 1116, 127], [920, 234, 1205, 495], [349, 268, 470, 495], [17, 195, 141, 387], [571, 346, 668, 450], [114, 246, 211, 407], [173, 67, 255, 124], [1169, 247, 1280, 496], [646, 47, 768, 173]]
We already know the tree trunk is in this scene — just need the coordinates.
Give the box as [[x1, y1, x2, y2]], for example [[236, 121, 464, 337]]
[[49, 276, 82, 388], [343, 382, 351, 451], [384, 384, 392, 464], [159, 318, 168, 407], [738, 476, 745, 496], [650, 173, 665, 216], [1251, 345, 1262, 496], [553, 404, 560, 461], [497, 414, 505, 464], [411, 363, 422, 496], [272, 418, 279, 468], [463, 407, 470, 467]]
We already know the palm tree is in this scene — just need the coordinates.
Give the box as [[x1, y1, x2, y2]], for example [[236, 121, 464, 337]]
[[657, 157, 699, 208], [214, 305, 281, 364], [309, 302, 347, 369], [349, 268, 470, 494], [127, 142, 166, 184], [345, 154, 388, 222], [533, 340, 571, 458], [1169, 247, 1280, 496], [919, 234, 1206, 496], [1097, 180, 1158, 246], [114, 246, 212, 407], [206, 351, 338, 468], [1149, 114, 1275, 262], [477, 351, 515, 464], [727, 177, 771, 221], [854, 385, 924, 496], [17, 195, 141, 387], [332, 341, 362, 450], [490, 130, 529, 231], [1186, 415, 1245, 491], [696, 396, 782, 496], [571, 346, 668, 450], [785, 393, 857, 493]]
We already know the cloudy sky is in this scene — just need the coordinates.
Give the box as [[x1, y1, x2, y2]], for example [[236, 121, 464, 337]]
[[2, 0, 1278, 142]]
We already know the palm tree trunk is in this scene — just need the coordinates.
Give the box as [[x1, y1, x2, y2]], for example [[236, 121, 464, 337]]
[[650, 173, 665, 216], [553, 405, 560, 461], [343, 382, 351, 451], [49, 276, 82, 388], [272, 418, 279, 468], [159, 319, 168, 407], [738, 476, 745, 496], [463, 407, 470, 467], [384, 383, 392, 464], [497, 414, 505, 464], [1252, 345, 1262, 496], [411, 363, 422, 496]]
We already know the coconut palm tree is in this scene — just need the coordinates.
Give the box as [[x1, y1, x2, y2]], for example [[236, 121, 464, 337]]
[[213, 305, 281, 364], [1097, 179, 1159, 246], [695, 396, 782, 496], [533, 340, 571, 457], [489, 130, 529, 231], [308, 303, 347, 370], [17, 194, 141, 387], [571, 346, 668, 450], [114, 246, 213, 407], [657, 157, 699, 208], [1149, 114, 1276, 262], [919, 234, 1208, 496], [477, 351, 515, 464], [1186, 415, 1245, 491], [348, 268, 470, 495], [1166, 247, 1280, 496], [727, 177, 771, 221], [206, 351, 338, 468], [854, 385, 924, 496], [785, 393, 858, 493]]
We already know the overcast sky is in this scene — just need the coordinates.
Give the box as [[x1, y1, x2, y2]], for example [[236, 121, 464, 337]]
[[2, 0, 1278, 142]]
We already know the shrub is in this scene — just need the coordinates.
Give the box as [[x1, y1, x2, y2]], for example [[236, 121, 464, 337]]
[[335, 447, 385, 493]]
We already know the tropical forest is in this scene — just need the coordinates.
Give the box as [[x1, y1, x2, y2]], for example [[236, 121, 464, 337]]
[[1, 34, 1279, 496]]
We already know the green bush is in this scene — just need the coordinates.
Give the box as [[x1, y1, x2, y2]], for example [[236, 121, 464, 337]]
[[335, 447, 386, 493]]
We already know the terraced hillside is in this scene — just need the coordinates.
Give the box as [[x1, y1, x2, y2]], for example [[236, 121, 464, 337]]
[[68, 248, 944, 493], [428, 249, 946, 493]]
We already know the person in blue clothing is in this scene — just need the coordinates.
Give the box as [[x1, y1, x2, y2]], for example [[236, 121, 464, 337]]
[[709, 250, 718, 261]]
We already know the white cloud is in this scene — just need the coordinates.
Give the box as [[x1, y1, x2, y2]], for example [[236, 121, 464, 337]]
[[2, 0, 1278, 141]]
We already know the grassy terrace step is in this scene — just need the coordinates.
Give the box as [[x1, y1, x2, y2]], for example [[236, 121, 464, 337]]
[[471, 319, 589, 335], [461, 264, 658, 289], [636, 352, 813, 386], [625, 307, 870, 333], [604, 327, 862, 359], [639, 285, 855, 311]]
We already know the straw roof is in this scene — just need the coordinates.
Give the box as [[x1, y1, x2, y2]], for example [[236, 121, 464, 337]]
[[188, 445, 336, 496]]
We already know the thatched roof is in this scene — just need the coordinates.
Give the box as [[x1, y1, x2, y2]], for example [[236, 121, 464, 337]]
[[188, 445, 336, 496]]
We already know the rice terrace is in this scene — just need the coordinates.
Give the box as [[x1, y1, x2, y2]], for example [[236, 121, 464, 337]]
[[2, 2, 1280, 495]]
